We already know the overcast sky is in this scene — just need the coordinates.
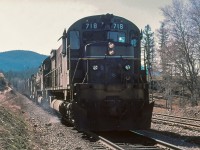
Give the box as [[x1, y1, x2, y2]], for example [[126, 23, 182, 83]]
[[0, 0, 172, 55]]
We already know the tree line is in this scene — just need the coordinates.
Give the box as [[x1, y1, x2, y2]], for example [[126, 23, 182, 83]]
[[2, 68, 38, 93], [143, 0, 200, 106]]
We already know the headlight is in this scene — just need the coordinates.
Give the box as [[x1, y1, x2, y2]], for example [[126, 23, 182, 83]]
[[92, 65, 98, 70], [125, 65, 131, 70], [108, 42, 115, 56], [108, 42, 115, 49], [108, 50, 114, 55]]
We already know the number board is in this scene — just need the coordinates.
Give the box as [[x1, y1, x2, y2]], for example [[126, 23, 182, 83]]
[[82, 22, 126, 30], [111, 23, 126, 30], [82, 23, 100, 30]]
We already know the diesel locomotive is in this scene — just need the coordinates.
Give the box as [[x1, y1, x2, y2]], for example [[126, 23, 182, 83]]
[[27, 14, 154, 131]]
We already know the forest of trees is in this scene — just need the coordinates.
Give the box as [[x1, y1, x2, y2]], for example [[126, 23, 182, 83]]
[[143, 0, 200, 106], [0, 50, 47, 93], [2, 68, 38, 93]]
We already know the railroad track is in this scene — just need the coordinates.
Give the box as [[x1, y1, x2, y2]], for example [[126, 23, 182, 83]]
[[85, 130, 182, 150], [152, 113, 200, 131]]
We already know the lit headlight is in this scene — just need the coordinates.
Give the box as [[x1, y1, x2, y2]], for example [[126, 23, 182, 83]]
[[108, 50, 114, 55], [92, 65, 98, 70], [108, 42, 115, 49], [125, 65, 131, 70], [108, 42, 115, 56]]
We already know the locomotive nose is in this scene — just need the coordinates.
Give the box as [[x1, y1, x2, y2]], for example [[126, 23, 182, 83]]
[[101, 97, 127, 118]]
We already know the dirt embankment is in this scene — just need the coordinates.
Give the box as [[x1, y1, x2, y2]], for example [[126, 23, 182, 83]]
[[0, 103, 30, 149], [0, 73, 31, 149]]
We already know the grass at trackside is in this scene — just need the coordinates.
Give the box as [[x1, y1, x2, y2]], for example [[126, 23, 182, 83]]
[[0, 106, 31, 150]]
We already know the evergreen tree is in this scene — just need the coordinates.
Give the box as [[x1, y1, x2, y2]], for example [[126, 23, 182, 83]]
[[142, 24, 155, 80], [157, 22, 169, 74]]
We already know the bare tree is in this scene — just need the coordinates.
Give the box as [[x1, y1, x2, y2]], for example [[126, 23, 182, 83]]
[[188, 0, 200, 98], [160, 0, 200, 106], [189, 0, 200, 35], [157, 22, 172, 108]]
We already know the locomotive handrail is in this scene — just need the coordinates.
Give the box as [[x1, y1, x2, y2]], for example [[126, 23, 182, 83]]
[[44, 67, 60, 77], [85, 56, 137, 58], [70, 56, 141, 60], [71, 56, 141, 84], [71, 58, 81, 83], [44, 67, 61, 88], [82, 59, 89, 83]]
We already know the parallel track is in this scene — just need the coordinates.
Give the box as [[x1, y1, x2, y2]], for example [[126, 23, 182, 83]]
[[152, 113, 200, 131]]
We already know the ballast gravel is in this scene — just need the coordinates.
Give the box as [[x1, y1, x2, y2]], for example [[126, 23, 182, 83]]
[[1, 91, 95, 150]]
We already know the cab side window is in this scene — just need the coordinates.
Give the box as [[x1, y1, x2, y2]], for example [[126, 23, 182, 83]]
[[70, 31, 80, 49]]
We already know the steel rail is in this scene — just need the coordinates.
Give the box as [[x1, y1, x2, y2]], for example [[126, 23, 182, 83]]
[[84, 131, 124, 150], [152, 117, 200, 130], [153, 113, 200, 122], [130, 130, 183, 150]]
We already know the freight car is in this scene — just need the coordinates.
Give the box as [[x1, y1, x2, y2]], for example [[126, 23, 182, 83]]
[[27, 14, 154, 131]]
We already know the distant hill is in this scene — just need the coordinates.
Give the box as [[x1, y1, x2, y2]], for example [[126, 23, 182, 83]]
[[0, 50, 48, 72]]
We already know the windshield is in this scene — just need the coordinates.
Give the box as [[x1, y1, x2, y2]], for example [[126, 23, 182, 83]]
[[107, 31, 125, 43], [83, 31, 126, 43]]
